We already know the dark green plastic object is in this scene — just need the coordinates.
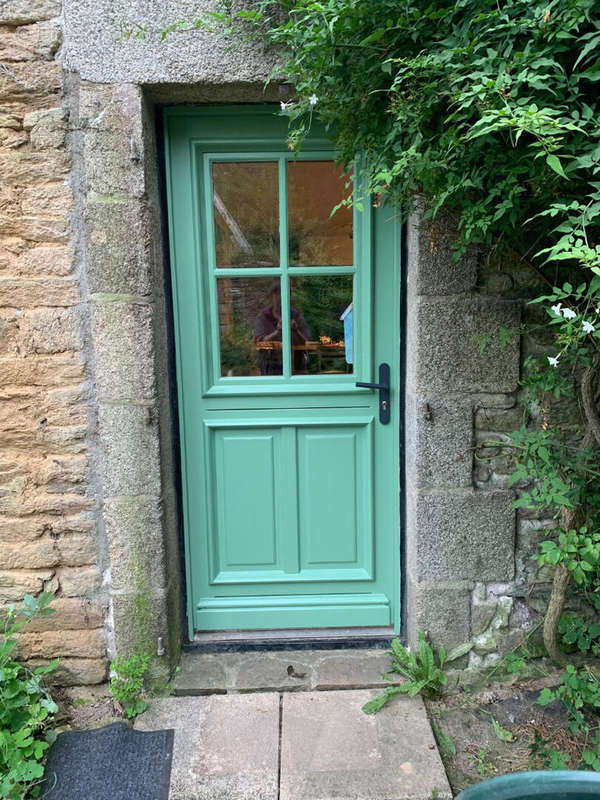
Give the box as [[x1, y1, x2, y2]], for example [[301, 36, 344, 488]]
[[456, 771, 600, 800]]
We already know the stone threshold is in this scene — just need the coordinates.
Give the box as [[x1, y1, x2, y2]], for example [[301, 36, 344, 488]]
[[174, 647, 405, 696]]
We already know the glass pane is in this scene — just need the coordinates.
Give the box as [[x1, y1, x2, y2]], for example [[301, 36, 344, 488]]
[[290, 275, 353, 375], [218, 277, 283, 376], [213, 162, 279, 268], [287, 161, 353, 266]]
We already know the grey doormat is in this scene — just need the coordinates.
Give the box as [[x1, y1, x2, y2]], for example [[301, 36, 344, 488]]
[[41, 722, 174, 800]]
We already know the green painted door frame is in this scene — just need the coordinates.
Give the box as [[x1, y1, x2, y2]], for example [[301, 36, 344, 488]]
[[164, 106, 401, 637]]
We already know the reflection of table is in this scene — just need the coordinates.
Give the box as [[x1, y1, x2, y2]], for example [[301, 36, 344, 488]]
[[255, 341, 282, 350], [255, 340, 349, 373]]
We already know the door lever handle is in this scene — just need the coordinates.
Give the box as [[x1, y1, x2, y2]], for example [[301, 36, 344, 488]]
[[356, 363, 390, 424], [355, 380, 387, 390]]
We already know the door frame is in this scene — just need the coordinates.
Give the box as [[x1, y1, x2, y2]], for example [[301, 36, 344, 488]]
[[163, 105, 402, 639]]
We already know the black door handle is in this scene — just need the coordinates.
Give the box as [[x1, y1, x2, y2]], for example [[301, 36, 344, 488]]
[[356, 363, 390, 424]]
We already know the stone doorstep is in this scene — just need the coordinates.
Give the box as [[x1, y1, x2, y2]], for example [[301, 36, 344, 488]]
[[134, 690, 452, 800], [174, 648, 405, 696]]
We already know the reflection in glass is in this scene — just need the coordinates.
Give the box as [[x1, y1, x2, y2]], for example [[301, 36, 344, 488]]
[[290, 276, 354, 374], [218, 278, 283, 376], [213, 162, 279, 268], [287, 161, 353, 266]]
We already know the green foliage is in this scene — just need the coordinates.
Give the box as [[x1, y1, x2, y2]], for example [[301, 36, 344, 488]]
[[468, 747, 497, 779], [362, 632, 472, 713], [538, 527, 600, 592], [0, 593, 58, 800], [502, 641, 546, 675], [431, 720, 456, 758], [217, 0, 600, 253], [536, 664, 600, 770], [491, 717, 515, 743], [201, 0, 600, 769], [109, 654, 150, 719], [538, 664, 600, 736], [559, 615, 600, 656], [529, 729, 571, 770]]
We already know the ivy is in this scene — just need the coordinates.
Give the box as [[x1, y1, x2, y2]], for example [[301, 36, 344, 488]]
[[0, 594, 58, 799]]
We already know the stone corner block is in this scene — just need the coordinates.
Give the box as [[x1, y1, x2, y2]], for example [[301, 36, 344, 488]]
[[407, 200, 478, 296], [97, 403, 161, 497], [104, 496, 168, 594], [405, 574, 472, 651], [407, 296, 521, 394], [405, 393, 473, 489], [406, 488, 516, 583], [84, 198, 152, 296], [92, 299, 156, 403], [110, 591, 173, 686]]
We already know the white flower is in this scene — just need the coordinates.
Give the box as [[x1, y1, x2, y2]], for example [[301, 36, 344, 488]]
[[550, 303, 562, 315], [280, 101, 289, 112], [308, 93, 318, 106], [561, 307, 577, 320], [547, 356, 560, 368], [582, 320, 596, 334]]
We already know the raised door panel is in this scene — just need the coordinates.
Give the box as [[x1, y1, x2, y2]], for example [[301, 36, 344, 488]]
[[212, 428, 280, 576], [297, 421, 373, 579]]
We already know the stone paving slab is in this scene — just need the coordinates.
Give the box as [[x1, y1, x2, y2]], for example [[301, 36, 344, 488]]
[[136, 689, 451, 800], [280, 689, 452, 800], [134, 694, 279, 800], [174, 648, 404, 695]]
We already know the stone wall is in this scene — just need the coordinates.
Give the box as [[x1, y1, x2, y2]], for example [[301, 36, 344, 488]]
[[404, 204, 582, 669], [405, 202, 520, 659], [465, 253, 577, 669], [0, 0, 107, 684]]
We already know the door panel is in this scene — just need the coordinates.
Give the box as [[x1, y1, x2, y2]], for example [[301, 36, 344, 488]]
[[297, 424, 372, 575], [165, 106, 401, 635], [214, 429, 279, 570]]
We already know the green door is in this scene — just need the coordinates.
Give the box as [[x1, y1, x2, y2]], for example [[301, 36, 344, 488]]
[[165, 106, 401, 635]]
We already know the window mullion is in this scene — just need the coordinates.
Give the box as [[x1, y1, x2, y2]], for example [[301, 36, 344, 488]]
[[279, 156, 291, 379]]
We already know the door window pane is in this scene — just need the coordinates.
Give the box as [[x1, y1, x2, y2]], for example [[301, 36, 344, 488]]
[[218, 277, 283, 376], [290, 275, 353, 375], [287, 161, 353, 266], [213, 162, 279, 268]]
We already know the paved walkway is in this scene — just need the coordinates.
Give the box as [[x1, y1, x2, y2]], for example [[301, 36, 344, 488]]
[[134, 650, 452, 799]]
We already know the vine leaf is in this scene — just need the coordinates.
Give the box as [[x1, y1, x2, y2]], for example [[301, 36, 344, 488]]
[[546, 154, 569, 179]]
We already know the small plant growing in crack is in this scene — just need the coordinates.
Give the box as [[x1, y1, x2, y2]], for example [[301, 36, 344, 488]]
[[362, 631, 472, 713]]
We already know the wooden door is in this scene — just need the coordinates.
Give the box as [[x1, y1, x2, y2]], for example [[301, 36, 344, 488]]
[[165, 106, 401, 634]]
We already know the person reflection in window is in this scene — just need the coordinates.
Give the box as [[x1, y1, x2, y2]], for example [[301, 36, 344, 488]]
[[254, 282, 310, 375]]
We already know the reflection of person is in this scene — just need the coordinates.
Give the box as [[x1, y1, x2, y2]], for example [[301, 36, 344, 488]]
[[254, 283, 310, 374]]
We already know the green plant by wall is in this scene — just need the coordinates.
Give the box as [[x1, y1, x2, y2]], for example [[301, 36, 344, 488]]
[[362, 632, 473, 712], [109, 654, 150, 719], [538, 663, 600, 769], [0, 593, 58, 800]]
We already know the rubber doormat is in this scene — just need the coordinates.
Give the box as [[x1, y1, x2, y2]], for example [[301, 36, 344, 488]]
[[41, 722, 174, 800]]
